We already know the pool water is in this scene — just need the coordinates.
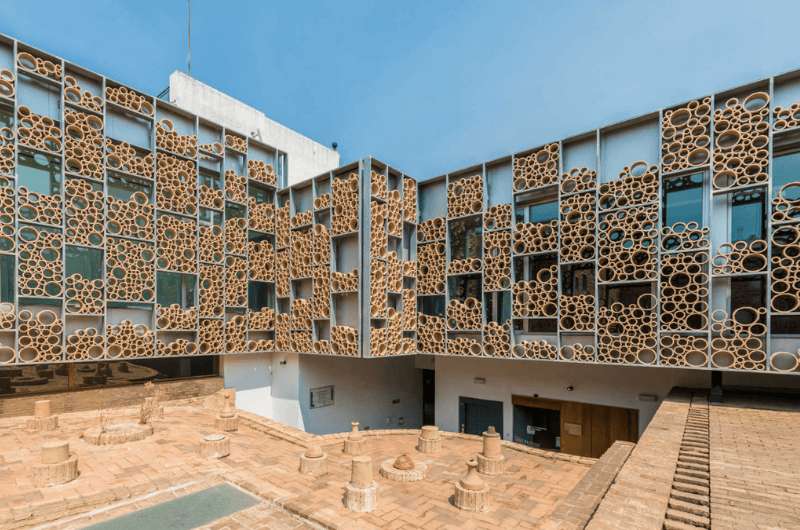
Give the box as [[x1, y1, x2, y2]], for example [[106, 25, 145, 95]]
[[84, 483, 260, 530]]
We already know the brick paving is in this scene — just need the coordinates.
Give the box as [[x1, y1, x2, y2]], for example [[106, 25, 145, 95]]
[[587, 389, 800, 530], [708, 394, 800, 530], [0, 398, 591, 529]]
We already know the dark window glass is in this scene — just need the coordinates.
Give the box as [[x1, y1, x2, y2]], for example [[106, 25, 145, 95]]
[[107, 174, 151, 202], [157, 271, 197, 307], [484, 291, 510, 324], [514, 254, 557, 281], [561, 264, 595, 296], [528, 200, 559, 223], [773, 151, 800, 194], [663, 172, 704, 226], [248, 281, 274, 310], [448, 275, 482, 301], [449, 216, 482, 260], [730, 277, 765, 312], [731, 189, 765, 242], [419, 295, 445, 317], [0, 254, 13, 302], [0, 356, 218, 397], [66, 246, 103, 280], [600, 284, 652, 306], [18, 151, 61, 195]]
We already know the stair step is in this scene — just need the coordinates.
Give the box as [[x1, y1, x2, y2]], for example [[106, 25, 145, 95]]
[[665, 508, 710, 528], [676, 461, 709, 472], [674, 473, 709, 487], [664, 520, 708, 530], [671, 488, 710, 506], [673, 481, 709, 496], [669, 498, 710, 517]]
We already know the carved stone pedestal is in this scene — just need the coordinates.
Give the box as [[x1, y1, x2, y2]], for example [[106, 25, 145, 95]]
[[343, 421, 367, 455], [200, 434, 230, 459], [477, 426, 504, 475], [453, 459, 489, 512], [344, 455, 377, 512], [26, 400, 58, 432], [416, 425, 441, 453], [32, 441, 78, 487], [299, 445, 327, 475]]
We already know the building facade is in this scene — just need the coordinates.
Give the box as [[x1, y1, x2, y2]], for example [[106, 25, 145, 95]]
[[1, 33, 799, 454]]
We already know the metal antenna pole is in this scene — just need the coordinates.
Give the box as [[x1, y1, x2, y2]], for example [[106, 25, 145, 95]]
[[187, 0, 192, 75]]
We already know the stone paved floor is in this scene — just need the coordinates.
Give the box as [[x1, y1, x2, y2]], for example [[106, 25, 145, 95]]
[[0, 400, 591, 529]]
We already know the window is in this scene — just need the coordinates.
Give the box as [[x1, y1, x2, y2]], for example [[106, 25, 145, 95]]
[[449, 216, 482, 260], [773, 150, 800, 193], [448, 275, 481, 302], [484, 291, 510, 323], [66, 246, 103, 280], [663, 172, 704, 226], [0, 255, 13, 302], [248, 281, 274, 310], [730, 189, 765, 242], [730, 277, 765, 312], [157, 271, 197, 307], [514, 254, 557, 282], [18, 151, 61, 195], [0, 356, 219, 397], [600, 284, 652, 306], [107, 174, 151, 201], [419, 295, 445, 316], [561, 264, 594, 296]]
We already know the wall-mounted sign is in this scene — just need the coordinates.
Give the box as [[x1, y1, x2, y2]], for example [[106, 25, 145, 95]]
[[310, 385, 334, 409]]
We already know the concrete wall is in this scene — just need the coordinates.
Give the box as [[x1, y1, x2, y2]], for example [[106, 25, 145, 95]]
[[222, 352, 422, 435], [168, 71, 340, 184], [433, 357, 800, 440], [297, 355, 423, 434]]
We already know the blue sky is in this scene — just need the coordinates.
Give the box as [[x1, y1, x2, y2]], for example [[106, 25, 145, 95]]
[[3, 0, 800, 179]]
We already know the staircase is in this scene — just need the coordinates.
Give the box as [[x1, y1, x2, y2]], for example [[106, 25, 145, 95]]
[[663, 394, 711, 529]]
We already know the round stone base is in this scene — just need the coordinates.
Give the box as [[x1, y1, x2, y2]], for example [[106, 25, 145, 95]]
[[416, 437, 441, 454], [32, 454, 79, 487], [477, 453, 504, 475], [299, 454, 327, 475], [201, 434, 230, 458], [215, 414, 239, 432], [379, 459, 426, 482], [343, 437, 367, 455], [453, 482, 489, 512], [344, 482, 377, 512], [82, 422, 154, 445], [26, 415, 58, 432]]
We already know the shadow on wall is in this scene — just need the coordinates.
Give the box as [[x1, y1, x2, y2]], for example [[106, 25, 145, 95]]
[[298, 355, 423, 435]]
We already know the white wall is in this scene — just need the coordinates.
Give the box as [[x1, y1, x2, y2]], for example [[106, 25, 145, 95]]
[[434, 357, 711, 439], [222, 352, 422, 434], [434, 357, 800, 440], [168, 71, 340, 184], [297, 355, 422, 434], [221, 353, 273, 418]]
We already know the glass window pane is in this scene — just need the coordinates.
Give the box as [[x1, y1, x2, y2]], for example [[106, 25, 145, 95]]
[[65, 246, 103, 280], [663, 172, 704, 226], [18, 151, 61, 195], [731, 189, 765, 242], [0, 254, 13, 302], [773, 151, 800, 193]]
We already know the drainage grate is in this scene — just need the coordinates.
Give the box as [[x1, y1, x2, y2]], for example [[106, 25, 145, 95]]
[[663, 394, 711, 529], [84, 483, 260, 530]]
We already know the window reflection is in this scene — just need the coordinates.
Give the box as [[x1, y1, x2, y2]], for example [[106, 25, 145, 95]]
[[0, 356, 218, 397]]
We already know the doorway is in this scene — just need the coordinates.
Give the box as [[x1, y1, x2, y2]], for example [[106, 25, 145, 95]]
[[422, 369, 435, 425], [513, 403, 560, 449], [512, 395, 638, 457], [459, 396, 503, 437]]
